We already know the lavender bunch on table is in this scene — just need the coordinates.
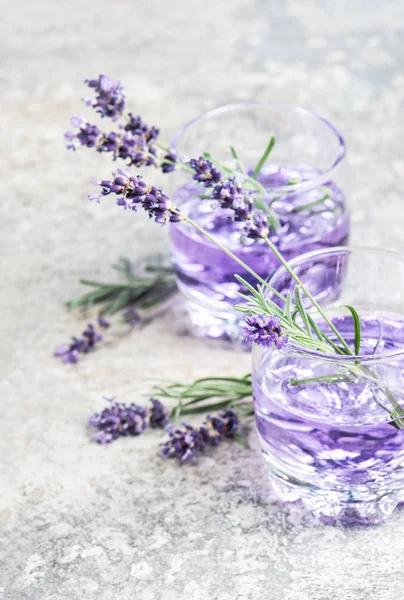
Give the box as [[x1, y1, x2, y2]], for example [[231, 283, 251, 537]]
[[88, 395, 241, 459]]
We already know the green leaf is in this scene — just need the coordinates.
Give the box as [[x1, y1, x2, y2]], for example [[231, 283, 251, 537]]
[[233, 433, 250, 449], [234, 274, 259, 297], [230, 146, 239, 160], [292, 192, 330, 213], [284, 292, 293, 324], [252, 136, 276, 180], [343, 304, 361, 356], [306, 314, 324, 342], [294, 286, 311, 336]]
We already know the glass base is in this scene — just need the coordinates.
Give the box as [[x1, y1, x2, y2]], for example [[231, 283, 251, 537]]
[[178, 283, 249, 348], [263, 455, 403, 526]]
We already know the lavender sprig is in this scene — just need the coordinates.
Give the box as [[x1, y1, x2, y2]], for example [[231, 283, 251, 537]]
[[88, 397, 243, 456], [153, 374, 253, 419], [90, 168, 181, 224], [65, 75, 176, 174], [243, 315, 288, 350], [55, 317, 109, 363], [160, 410, 240, 461], [66, 257, 176, 316]]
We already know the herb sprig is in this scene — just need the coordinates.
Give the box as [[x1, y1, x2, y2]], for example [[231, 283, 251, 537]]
[[66, 257, 177, 316]]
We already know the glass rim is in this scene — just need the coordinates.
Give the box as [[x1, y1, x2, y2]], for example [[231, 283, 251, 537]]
[[266, 245, 404, 362], [170, 101, 346, 194]]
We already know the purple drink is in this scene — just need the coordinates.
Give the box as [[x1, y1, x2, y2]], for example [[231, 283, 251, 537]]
[[252, 246, 404, 525], [169, 166, 349, 342]]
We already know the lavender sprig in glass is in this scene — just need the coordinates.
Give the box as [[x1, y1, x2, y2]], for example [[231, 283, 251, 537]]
[[86, 138, 404, 428]]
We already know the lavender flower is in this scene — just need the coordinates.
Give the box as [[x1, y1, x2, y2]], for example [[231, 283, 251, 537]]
[[161, 150, 177, 173], [160, 409, 239, 461], [189, 157, 222, 187], [243, 209, 270, 239], [205, 409, 239, 444], [89, 168, 181, 224], [243, 315, 288, 349], [211, 176, 271, 239], [120, 133, 157, 167], [89, 397, 147, 444], [83, 75, 125, 120], [65, 115, 102, 151], [123, 307, 141, 327], [149, 398, 169, 428], [123, 113, 160, 143], [160, 424, 210, 461], [97, 316, 110, 329], [55, 321, 106, 363]]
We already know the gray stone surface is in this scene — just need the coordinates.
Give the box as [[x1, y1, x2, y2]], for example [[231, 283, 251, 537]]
[[2, 0, 404, 598]]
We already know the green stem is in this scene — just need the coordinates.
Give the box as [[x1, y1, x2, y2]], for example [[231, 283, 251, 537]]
[[181, 214, 287, 303], [292, 193, 330, 214], [253, 136, 276, 180], [290, 374, 349, 386]]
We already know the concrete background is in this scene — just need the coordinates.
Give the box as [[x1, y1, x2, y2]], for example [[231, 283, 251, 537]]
[[1, 1, 404, 598]]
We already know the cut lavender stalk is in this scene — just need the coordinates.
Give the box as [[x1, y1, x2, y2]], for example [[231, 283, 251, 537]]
[[160, 409, 240, 461], [55, 319, 108, 363], [89, 397, 147, 443], [66, 257, 176, 316]]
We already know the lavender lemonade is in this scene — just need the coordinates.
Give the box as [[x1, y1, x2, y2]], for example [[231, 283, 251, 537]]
[[169, 103, 348, 342], [252, 247, 404, 524]]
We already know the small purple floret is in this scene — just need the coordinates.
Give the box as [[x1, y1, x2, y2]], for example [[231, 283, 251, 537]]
[[149, 398, 170, 428], [160, 409, 239, 461], [89, 397, 148, 444], [90, 168, 179, 224], [123, 307, 141, 327], [55, 321, 105, 363], [161, 150, 177, 173], [243, 209, 270, 239], [189, 157, 222, 187], [83, 74, 125, 120], [243, 314, 288, 349]]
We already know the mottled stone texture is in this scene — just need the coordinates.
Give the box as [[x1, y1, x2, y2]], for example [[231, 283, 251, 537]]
[[1, 0, 404, 598]]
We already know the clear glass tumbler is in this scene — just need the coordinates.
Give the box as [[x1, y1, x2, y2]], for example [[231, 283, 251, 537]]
[[168, 103, 349, 345], [253, 246, 404, 525]]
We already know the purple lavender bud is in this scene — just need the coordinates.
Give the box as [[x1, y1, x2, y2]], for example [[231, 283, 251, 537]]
[[55, 321, 105, 364], [161, 150, 177, 173], [70, 114, 87, 128], [89, 397, 148, 444], [160, 424, 210, 461], [160, 410, 239, 461], [63, 349, 80, 364], [65, 115, 103, 151], [84, 74, 125, 121], [243, 314, 288, 349], [97, 316, 110, 329], [189, 157, 222, 187], [149, 398, 169, 428], [123, 307, 141, 326], [90, 169, 179, 225], [243, 210, 270, 239], [206, 409, 239, 437], [124, 114, 160, 143]]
